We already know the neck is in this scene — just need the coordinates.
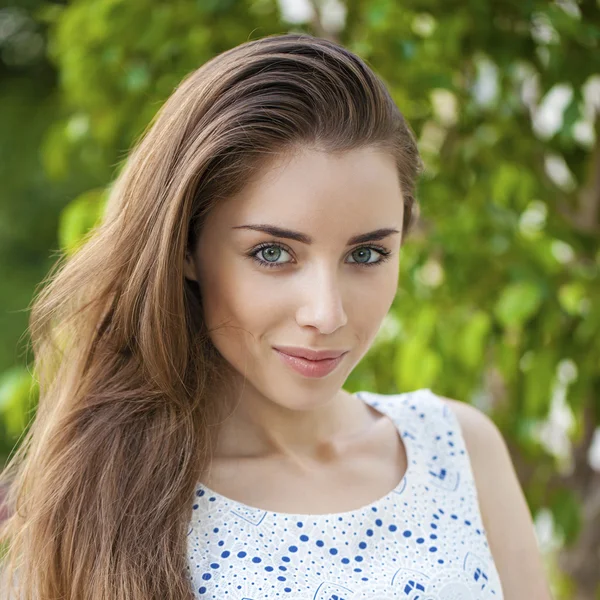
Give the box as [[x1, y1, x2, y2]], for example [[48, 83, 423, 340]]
[[212, 388, 375, 463]]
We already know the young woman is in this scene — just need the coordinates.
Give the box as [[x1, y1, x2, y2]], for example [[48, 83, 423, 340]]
[[0, 33, 552, 599]]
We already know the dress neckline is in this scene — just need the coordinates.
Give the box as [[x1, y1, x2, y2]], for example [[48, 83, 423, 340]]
[[193, 390, 415, 520]]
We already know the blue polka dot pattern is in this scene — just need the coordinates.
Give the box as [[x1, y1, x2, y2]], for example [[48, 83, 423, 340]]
[[186, 388, 504, 599]]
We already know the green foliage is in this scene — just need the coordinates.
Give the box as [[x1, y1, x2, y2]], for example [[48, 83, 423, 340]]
[[494, 280, 545, 328], [0, 366, 31, 434], [550, 487, 583, 547], [0, 366, 36, 461], [58, 187, 107, 255], [37, 0, 283, 182], [345, 0, 600, 422], [393, 305, 442, 391], [2, 0, 600, 593], [457, 310, 491, 369]]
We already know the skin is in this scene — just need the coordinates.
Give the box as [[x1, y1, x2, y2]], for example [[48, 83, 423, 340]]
[[184, 144, 553, 596], [184, 145, 405, 464]]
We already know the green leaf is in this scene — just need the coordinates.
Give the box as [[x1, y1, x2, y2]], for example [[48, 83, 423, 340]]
[[494, 281, 544, 328], [558, 282, 586, 316], [523, 349, 556, 419], [58, 187, 107, 255], [550, 487, 582, 546], [393, 306, 441, 390], [124, 62, 151, 92], [0, 366, 35, 437], [393, 338, 442, 391], [457, 310, 491, 368]]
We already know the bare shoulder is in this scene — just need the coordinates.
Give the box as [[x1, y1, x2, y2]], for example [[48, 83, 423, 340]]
[[437, 396, 554, 599], [438, 396, 504, 451]]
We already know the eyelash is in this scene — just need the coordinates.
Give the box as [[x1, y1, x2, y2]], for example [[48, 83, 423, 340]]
[[247, 242, 392, 270]]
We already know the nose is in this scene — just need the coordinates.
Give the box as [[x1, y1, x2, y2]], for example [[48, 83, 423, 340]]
[[295, 264, 348, 335]]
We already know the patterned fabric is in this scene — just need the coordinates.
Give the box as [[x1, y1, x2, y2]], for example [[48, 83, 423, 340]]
[[186, 388, 504, 599]]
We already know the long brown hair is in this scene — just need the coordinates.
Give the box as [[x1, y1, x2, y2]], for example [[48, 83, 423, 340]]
[[0, 32, 423, 599]]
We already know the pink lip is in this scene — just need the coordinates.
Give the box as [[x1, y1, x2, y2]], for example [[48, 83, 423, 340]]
[[273, 348, 348, 378], [272, 346, 348, 360]]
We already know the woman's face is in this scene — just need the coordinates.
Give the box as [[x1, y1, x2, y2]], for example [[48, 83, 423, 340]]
[[184, 146, 405, 411]]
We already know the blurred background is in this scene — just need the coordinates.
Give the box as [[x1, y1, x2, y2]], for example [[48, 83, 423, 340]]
[[0, 0, 599, 597]]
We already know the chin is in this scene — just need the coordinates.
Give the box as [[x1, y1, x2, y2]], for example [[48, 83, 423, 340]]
[[266, 381, 344, 411]]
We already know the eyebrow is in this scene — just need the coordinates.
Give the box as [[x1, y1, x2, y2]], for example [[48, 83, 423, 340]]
[[231, 224, 401, 246]]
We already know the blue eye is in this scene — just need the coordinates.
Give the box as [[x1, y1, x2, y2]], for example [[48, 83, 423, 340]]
[[247, 243, 392, 269], [347, 246, 392, 266], [251, 243, 293, 268]]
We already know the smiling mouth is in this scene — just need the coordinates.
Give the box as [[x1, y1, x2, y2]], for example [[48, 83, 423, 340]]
[[271, 345, 349, 360], [273, 348, 348, 378]]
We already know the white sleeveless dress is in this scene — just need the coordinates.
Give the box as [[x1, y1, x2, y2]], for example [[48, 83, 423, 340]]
[[186, 388, 505, 599]]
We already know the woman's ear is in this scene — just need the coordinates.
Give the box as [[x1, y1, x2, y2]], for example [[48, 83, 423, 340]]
[[183, 252, 198, 282]]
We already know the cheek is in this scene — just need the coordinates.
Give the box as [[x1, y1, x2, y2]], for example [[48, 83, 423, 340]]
[[357, 277, 398, 335], [350, 263, 399, 340], [199, 258, 282, 343]]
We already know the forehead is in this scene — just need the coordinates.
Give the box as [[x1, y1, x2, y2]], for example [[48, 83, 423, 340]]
[[210, 146, 404, 233]]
